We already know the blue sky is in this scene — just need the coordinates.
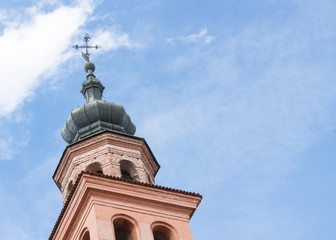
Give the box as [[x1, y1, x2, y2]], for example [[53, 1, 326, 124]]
[[0, 0, 335, 239]]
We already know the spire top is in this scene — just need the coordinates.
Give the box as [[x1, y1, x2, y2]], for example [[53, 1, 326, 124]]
[[84, 61, 95, 73], [73, 33, 101, 62]]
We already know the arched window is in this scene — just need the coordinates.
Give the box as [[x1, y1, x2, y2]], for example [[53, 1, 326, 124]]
[[82, 231, 90, 240], [113, 218, 137, 240], [152, 223, 178, 240], [119, 160, 140, 181], [80, 229, 90, 240], [121, 168, 132, 179], [86, 162, 103, 174]]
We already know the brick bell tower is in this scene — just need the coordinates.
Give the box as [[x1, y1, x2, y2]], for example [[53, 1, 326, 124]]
[[49, 58, 202, 239]]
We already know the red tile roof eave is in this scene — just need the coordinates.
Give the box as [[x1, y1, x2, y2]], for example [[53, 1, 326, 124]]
[[49, 171, 202, 240]]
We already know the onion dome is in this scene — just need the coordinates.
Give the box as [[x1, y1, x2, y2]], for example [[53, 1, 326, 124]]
[[61, 62, 136, 144]]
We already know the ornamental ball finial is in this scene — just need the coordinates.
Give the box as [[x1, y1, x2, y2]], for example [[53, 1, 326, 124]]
[[84, 61, 95, 73]]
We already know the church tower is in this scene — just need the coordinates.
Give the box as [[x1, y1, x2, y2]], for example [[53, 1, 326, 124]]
[[49, 45, 202, 240]]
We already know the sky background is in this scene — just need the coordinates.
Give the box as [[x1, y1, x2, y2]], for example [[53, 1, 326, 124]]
[[0, 0, 335, 239]]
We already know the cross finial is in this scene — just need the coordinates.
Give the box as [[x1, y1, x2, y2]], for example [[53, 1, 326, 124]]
[[73, 33, 101, 62]]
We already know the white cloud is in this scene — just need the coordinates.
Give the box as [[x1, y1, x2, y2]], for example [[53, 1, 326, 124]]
[[94, 28, 143, 52], [0, 0, 95, 116], [167, 28, 214, 45]]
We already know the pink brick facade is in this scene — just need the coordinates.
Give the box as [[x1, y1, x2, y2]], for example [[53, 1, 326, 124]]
[[51, 131, 202, 240], [53, 132, 160, 203]]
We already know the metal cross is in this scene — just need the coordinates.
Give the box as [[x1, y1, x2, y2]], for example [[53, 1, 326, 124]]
[[73, 33, 101, 62]]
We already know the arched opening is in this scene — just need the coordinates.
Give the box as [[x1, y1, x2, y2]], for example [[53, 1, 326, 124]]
[[152, 223, 178, 240], [80, 228, 90, 240], [119, 160, 140, 181], [121, 168, 132, 179], [113, 218, 137, 240], [86, 162, 103, 174], [82, 231, 90, 240]]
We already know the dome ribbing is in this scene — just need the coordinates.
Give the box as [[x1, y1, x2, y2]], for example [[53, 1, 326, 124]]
[[61, 62, 136, 144]]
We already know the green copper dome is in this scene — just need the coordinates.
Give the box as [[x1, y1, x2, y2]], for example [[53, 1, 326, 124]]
[[61, 62, 136, 144]]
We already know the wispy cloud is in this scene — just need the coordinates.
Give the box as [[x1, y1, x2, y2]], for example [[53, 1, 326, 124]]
[[137, 0, 336, 194], [0, 127, 30, 160], [132, 4, 336, 238], [0, 136, 15, 160], [0, 0, 94, 117], [167, 28, 214, 45], [94, 28, 143, 52]]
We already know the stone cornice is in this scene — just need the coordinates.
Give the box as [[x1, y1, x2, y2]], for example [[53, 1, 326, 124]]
[[49, 172, 202, 240]]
